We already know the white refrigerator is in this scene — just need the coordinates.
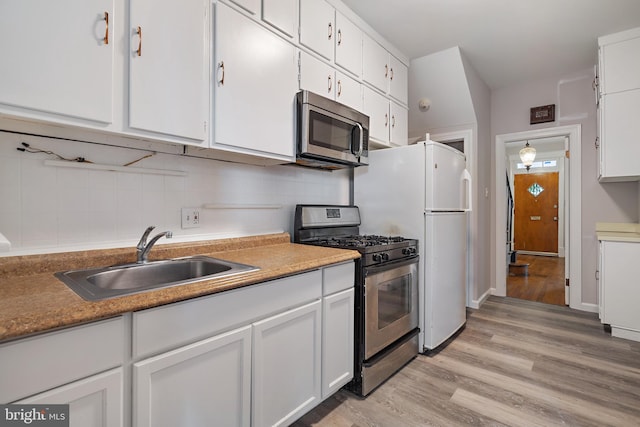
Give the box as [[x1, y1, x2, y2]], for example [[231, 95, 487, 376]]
[[354, 140, 472, 351]]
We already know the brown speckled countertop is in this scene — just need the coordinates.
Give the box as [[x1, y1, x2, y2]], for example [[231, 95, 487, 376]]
[[0, 233, 360, 342]]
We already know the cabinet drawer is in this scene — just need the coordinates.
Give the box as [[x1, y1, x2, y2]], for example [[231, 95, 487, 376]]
[[133, 270, 322, 359], [0, 317, 124, 403], [322, 261, 355, 295]]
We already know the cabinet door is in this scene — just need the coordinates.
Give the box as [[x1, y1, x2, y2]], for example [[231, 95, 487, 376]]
[[0, 0, 113, 124], [214, 2, 297, 159], [362, 34, 389, 93], [336, 71, 362, 111], [363, 87, 390, 145], [129, 0, 208, 142], [600, 35, 640, 95], [390, 102, 408, 146], [263, 0, 297, 38], [252, 300, 322, 427], [134, 326, 251, 427], [600, 89, 640, 178], [17, 368, 123, 427], [335, 13, 362, 77], [389, 55, 408, 105], [322, 288, 354, 398], [299, 0, 335, 61], [299, 52, 335, 99], [601, 241, 640, 331]]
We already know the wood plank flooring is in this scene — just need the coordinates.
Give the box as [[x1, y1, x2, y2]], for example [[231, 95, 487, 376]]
[[508, 254, 565, 306], [292, 296, 640, 427]]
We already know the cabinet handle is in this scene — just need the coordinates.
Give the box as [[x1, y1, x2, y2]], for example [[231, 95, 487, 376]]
[[384, 113, 388, 127], [327, 75, 332, 93], [136, 26, 142, 56], [103, 12, 109, 45], [390, 67, 394, 81], [595, 136, 599, 149], [328, 22, 333, 40], [337, 80, 342, 97], [337, 29, 342, 46], [385, 64, 388, 78], [218, 61, 225, 86], [391, 114, 396, 128]]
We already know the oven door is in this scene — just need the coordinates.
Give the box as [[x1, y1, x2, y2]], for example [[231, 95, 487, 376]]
[[364, 257, 419, 360]]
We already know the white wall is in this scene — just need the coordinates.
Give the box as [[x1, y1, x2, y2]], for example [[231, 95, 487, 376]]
[[408, 47, 492, 307], [460, 52, 492, 306], [408, 47, 476, 140], [491, 67, 638, 305], [0, 131, 350, 255]]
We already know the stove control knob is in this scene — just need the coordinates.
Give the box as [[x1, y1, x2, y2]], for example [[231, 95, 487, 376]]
[[382, 252, 390, 261], [372, 253, 382, 262], [402, 248, 416, 255]]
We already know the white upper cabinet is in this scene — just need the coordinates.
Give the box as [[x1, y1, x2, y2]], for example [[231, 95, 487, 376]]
[[597, 27, 640, 181], [390, 101, 408, 146], [299, 0, 335, 61], [599, 28, 640, 95], [362, 34, 390, 94], [363, 33, 408, 105], [389, 54, 408, 105], [0, 0, 114, 124], [213, 2, 297, 160], [334, 13, 362, 77], [363, 86, 390, 144], [299, 52, 362, 111], [129, 0, 208, 142], [263, 0, 298, 38]]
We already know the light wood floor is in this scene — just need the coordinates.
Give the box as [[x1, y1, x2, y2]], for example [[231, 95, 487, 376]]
[[293, 296, 640, 427], [508, 254, 565, 306]]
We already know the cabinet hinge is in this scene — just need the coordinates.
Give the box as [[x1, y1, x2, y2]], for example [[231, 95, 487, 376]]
[[204, 121, 207, 132]]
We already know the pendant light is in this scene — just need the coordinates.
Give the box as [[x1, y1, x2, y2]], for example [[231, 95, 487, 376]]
[[519, 141, 536, 171]]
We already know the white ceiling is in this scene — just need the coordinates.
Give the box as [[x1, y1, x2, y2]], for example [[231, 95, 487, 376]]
[[341, 0, 640, 90]]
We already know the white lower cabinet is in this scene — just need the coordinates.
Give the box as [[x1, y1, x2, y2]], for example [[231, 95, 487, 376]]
[[599, 240, 640, 341], [134, 326, 252, 427], [322, 288, 354, 398], [17, 368, 123, 427], [252, 300, 322, 427]]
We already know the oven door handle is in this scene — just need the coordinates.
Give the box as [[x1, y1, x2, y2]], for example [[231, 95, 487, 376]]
[[365, 255, 419, 276]]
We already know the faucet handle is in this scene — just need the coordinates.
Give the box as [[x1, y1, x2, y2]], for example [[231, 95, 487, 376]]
[[137, 225, 156, 250]]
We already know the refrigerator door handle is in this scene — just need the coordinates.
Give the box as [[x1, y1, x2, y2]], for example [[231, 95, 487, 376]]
[[461, 169, 472, 212]]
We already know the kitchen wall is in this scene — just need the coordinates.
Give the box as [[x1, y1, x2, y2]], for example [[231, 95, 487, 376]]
[[408, 46, 492, 307], [491, 67, 638, 305], [0, 130, 350, 255]]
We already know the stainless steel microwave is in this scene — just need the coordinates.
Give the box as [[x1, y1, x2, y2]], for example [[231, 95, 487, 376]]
[[296, 90, 369, 170]]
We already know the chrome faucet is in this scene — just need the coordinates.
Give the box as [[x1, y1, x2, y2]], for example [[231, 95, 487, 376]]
[[136, 226, 172, 263]]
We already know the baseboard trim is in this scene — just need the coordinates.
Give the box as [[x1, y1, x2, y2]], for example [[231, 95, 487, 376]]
[[468, 288, 492, 309]]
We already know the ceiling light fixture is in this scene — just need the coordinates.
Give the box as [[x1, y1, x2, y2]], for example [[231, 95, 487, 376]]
[[519, 141, 536, 171]]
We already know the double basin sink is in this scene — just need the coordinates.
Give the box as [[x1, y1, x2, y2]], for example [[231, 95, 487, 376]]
[[56, 256, 259, 301]]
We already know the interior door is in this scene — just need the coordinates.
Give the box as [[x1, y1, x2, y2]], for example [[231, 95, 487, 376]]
[[514, 172, 559, 253]]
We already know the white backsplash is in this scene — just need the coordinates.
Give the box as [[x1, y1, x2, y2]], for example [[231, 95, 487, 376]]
[[0, 131, 350, 254]]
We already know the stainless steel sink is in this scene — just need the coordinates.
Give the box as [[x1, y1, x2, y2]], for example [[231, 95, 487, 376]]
[[55, 256, 259, 301]]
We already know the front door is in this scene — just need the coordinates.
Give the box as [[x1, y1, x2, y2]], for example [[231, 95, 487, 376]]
[[514, 172, 559, 253]]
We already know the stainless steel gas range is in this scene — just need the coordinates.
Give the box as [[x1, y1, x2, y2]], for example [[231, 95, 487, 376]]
[[294, 205, 419, 396]]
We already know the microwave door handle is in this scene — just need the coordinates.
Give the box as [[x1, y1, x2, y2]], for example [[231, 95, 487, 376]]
[[354, 122, 364, 157]]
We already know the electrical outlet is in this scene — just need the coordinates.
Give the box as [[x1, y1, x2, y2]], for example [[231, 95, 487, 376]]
[[181, 208, 201, 229]]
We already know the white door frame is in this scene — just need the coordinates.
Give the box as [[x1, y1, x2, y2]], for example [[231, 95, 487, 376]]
[[494, 124, 583, 310]]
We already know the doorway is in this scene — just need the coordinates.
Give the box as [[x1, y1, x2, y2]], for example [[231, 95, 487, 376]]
[[507, 140, 566, 306], [494, 125, 583, 310]]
